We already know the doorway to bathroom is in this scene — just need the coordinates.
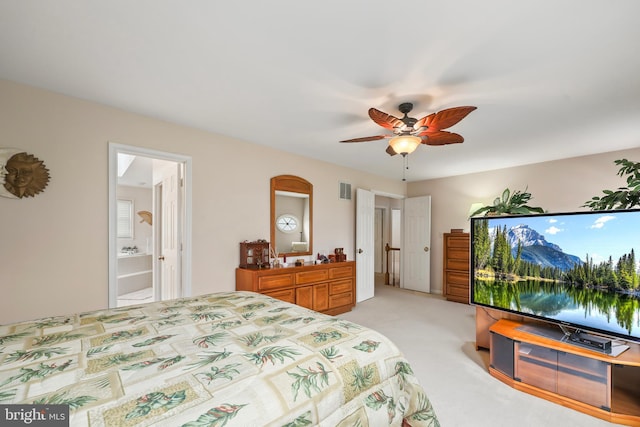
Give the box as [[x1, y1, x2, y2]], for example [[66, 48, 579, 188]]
[[108, 143, 192, 308]]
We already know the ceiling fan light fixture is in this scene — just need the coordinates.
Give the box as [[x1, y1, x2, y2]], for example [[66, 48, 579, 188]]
[[389, 135, 421, 155]]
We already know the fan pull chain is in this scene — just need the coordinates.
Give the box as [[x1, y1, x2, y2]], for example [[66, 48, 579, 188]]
[[402, 153, 409, 181]]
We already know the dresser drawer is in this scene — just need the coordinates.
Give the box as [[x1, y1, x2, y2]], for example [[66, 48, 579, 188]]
[[295, 270, 329, 284], [329, 265, 353, 279], [258, 273, 294, 291], [446, 247, 469, 261], [447, 283, 469, 298], [329, 292, 353, 308], [447, 236, 469, 248], [264, 288, 296, 303], [446, 259, 469, 271], [445, 271, 469, 286], [330, 279, 353, 295]]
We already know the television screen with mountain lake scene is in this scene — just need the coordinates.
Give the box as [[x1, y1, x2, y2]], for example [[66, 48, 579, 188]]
[[470, 210, 640, 343]]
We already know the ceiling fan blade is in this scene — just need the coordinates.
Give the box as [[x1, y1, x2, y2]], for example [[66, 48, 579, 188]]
[[368, 108, 403, 130], [422, 131, 464, 145], [385, 145, 398, 156], [415, 106, 477, 131], [340, 135, 388, 143]]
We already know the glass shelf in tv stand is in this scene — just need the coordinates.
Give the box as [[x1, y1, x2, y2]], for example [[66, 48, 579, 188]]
[[516, 323, 630, 357]]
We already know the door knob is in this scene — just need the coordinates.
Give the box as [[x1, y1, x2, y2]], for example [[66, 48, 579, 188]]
[[358, 248, 363, 254], [424, 247, 429, 252], [158, 256, 165, 261]]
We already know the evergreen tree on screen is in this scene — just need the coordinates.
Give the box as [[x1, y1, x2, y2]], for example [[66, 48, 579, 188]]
[[472, 219, 490, 270], [562, 250, 639, 291], [491, 226, 511, 273], [513, 243, 522, 276], [616, 250, 637, 290]]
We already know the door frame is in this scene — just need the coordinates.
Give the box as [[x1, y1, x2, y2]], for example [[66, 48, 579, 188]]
[[108, 142, 192, 308], [153, 180, 163, 302]]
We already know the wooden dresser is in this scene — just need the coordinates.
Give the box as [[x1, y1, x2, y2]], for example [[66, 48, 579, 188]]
[[443, 230, 470, 304], [236, 261, 356, 315]]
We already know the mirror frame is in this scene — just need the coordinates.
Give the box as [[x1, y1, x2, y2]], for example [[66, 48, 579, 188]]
[[270, 175, 313, 257]]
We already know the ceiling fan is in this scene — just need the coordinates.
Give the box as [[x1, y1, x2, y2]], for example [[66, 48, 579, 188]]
[[340, 102, 477, 156]]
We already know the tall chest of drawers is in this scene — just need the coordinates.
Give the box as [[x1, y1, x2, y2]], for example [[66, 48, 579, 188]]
[[443, 231, 470, 304]]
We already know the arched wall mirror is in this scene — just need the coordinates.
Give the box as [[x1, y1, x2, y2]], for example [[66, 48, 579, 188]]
[[271, 175, 313, 257]]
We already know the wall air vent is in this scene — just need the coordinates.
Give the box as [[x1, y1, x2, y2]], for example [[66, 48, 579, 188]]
[[339, 182, 352, 200]]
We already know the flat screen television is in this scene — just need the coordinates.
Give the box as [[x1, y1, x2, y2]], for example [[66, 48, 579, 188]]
[[470, 209, 640, 345]]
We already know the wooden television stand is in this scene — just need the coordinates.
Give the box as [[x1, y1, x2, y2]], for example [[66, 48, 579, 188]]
[[489, 319, 640, 426]]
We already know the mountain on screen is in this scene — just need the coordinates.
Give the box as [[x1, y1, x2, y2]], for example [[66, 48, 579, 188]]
[[493, 224, 583, 271]]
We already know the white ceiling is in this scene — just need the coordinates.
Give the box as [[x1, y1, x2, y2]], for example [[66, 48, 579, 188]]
[[1, 1, 640, 182]]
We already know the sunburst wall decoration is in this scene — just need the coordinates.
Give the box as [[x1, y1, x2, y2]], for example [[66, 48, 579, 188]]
[[0, 148, 50, 199]]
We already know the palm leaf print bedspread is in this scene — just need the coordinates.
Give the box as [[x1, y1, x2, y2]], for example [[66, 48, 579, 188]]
[[0, 291, 439, 426]]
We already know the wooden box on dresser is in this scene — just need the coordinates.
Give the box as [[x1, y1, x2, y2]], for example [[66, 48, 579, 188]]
[[236, 261, 356, 315], [443, 230, 470, 304]]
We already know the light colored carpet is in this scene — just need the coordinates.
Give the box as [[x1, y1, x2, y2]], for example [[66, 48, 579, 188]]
[[339, 284, 616, 427]]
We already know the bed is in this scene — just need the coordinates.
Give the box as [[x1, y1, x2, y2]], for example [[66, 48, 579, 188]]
[[0, 291, 439, 426]]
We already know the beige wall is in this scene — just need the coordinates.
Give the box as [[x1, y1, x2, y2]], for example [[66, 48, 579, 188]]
[[2, 79, 638, 324], [0, 80, 406, 324], [408, 146, 640, 295]]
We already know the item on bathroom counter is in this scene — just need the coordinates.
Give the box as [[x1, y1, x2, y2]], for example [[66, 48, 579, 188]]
[[295, 259, 304, 267]]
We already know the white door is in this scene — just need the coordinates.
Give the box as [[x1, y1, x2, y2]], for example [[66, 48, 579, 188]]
[[356, 188, 375, 302], [157, 163, 182, 300], [402, 195, 431, 292]]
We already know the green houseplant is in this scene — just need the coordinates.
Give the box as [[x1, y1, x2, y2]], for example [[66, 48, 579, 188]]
[[470, 187, 544, 217], [583, 159, 640, 210]]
